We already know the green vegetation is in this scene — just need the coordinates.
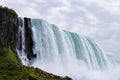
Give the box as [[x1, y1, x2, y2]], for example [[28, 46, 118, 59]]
[[0, 48, 71, 80], [0, 48, 20, 68]]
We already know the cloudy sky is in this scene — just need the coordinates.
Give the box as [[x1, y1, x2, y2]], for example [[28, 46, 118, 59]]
[[1, 0, 120, 56]]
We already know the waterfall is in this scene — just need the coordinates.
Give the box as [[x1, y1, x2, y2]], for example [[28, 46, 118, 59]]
[[17, 18, 116, 80], [30, 19, 108, 70], [16, 18, 29, 65]]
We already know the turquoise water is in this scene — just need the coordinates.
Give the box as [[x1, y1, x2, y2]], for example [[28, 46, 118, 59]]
[[18, 18, 120, 80]]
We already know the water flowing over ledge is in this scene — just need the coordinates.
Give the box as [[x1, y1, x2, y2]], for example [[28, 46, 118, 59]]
[[17, 18, 120, 80]]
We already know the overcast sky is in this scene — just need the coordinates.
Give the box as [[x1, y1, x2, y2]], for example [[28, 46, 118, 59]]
[[1, 0, 120, 56]]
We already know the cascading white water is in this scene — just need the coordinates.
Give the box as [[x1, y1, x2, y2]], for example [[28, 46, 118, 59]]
[[29, 19, 109, 78], [16, 18, 29, 65], [17, 18, 120, 80]]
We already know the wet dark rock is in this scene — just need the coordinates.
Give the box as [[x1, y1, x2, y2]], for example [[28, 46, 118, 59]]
[[24, 17, 36, 60]]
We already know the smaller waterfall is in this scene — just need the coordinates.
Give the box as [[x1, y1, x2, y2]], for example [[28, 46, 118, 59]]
[[16, 18, 29, 65]]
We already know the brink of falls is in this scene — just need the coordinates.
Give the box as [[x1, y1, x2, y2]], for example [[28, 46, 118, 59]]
[[17, 18, 110, 79]]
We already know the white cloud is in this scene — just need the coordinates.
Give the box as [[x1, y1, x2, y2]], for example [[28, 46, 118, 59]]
[[85, 12, 100, 25], [82, 0, 120, 15], [97, 0, 120, 15]]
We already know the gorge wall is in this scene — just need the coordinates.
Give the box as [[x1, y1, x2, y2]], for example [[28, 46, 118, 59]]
[[0, 6, 18, 51]]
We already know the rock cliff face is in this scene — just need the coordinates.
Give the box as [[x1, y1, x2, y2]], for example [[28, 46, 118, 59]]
[[0, 6, 18, 51]]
